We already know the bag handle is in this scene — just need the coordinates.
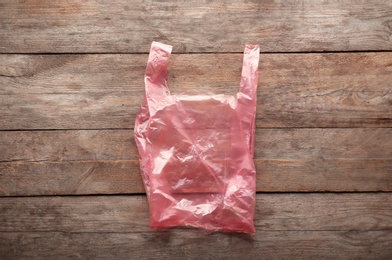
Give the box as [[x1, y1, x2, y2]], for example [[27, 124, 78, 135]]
[[239, 44, 260, 100], [145, 41, 173, 115], [238, 44, 260, 156]]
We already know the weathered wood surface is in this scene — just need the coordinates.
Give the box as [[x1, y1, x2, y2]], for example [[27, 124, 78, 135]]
[[1, 194, 392, 232], [1, 128, 391, 195], [1, 0, 392, 258], [2, 129, 391, 162], [1, 159, 392, 195], [0, 194, 391, 259], [1, 52, 391, 129], [1, 0, 392, 53], [1, 231, 391, 260]]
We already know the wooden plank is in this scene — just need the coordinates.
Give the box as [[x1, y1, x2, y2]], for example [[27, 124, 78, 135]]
[[1, 231, 391, 259], [0, 130, 136, 162], [1, 129, 391, 162], [1, 0, 392, 53], [1, 159, 391, 196], [1, 194, 392, 232], [259, 158, 392, 192], [1, 52, 391, 129], [0, 160, 145, 196]]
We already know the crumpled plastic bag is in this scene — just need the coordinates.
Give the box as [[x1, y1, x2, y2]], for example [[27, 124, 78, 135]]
[[134, 41, 260, 233]]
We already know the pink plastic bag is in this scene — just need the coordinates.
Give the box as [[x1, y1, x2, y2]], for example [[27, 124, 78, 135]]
[[134, 42, 260, 233]]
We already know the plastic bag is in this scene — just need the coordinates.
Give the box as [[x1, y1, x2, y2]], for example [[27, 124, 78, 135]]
[[134, 41, 260, 233]]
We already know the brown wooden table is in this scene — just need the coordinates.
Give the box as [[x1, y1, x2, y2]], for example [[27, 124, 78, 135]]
[[1, 1, 392, 259]]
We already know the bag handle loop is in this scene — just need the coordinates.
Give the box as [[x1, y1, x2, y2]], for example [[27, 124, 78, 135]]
[[145, 41, 173, 115], [238, 44, 260, 156]]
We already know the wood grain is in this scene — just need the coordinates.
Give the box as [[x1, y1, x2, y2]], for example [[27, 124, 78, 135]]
[[1, 0, 392, 53], [1, 1, 391, 259], [0, 160, 144, 196], [1, 194, 392, 232], [1, 231, 391, 260], [1, 53, 391, 129], [1, 159, 391, 196], [2, 129, 391, 162], [1, 128, 390, 195]]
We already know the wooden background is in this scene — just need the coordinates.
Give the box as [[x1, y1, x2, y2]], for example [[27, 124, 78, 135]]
[[1, 0, 392, 259]]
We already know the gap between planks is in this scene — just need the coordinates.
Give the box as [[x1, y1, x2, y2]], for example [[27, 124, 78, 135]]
[[2, 50, 392, 55]]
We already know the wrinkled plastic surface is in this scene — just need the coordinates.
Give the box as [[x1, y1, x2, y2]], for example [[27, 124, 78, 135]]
[[134, 41, 260, 233]]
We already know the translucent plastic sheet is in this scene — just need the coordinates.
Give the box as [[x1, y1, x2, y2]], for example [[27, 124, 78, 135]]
[[134, 42, 260, 233]]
